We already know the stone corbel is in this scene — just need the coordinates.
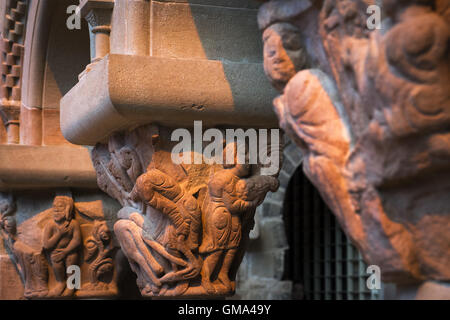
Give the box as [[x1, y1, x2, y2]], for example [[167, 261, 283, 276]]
[[61, 0, 282, 298]]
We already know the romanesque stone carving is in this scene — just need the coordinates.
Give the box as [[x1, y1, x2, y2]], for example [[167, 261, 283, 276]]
[[0, 192, 119, 299], [43, 195, 82, 297], [91, 124, 280, 297], [0, 193, 48, 299], [83, 220, 115, 291], [258, 0, 450, 295]]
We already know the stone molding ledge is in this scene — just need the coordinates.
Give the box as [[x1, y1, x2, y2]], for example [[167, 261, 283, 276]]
[[0, 145, 97, 190], [60, 54, 279, 145]]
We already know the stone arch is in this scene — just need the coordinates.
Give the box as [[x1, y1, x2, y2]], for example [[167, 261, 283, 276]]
[[17, 0, 90, 146], [20, 0, 53, 145], [235, 138, 303, 300]]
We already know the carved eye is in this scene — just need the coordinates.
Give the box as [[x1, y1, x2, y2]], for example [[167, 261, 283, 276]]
[[266, 47, 277, 58]]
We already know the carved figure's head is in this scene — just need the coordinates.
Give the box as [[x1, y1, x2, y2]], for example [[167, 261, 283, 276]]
[[52, 196, 74, 223], [0, 194, 15, 217], [222, 142, 251, 177], [2, 216, 16, 235], [258, 0, 313, 92], [262, 22, 307, 91]]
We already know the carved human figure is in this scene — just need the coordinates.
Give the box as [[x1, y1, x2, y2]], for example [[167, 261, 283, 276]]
[[200, 143, 279, 294], [114, 208, 165, 294], [0, 196, 48, 298], [115, 168, 202, 296], [258, 0, 450, 297], [92, 125, 281, 297], [43, 196, 81, 297], [132, 168, 202, 280]]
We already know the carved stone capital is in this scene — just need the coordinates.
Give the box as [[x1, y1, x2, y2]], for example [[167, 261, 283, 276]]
[[91, 124, 281, 297]]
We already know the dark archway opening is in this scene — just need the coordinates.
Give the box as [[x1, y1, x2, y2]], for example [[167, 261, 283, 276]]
[[282, 166, 381, 300]]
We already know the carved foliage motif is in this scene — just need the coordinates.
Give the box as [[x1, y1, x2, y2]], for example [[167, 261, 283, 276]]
[[258, 0, 450, 284], [91, 124, 280, 297], [0, 193, 118, 299]]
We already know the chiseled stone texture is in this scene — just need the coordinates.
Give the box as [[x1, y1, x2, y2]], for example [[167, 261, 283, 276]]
[[0, 190, 123, 299], [0, 252, 24, 300], [0, 145, 97, 190]]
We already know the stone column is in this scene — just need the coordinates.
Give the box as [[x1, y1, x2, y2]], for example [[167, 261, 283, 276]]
[[257, 0, 450, 299], [79, 0, 114, 76]]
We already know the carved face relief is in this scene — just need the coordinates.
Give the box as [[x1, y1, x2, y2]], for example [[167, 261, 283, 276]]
[[52, 196, 72, 223], [262, 23, 307, 92], [92, 124, 280, 297], [2, 216, 16, 235]]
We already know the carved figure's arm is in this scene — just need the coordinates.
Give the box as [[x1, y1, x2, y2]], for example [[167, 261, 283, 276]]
[[42, 224, 61, 251], [64, 220, 82, 254]]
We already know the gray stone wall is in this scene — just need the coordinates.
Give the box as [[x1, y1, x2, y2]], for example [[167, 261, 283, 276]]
[[234, 139, 303, 300]]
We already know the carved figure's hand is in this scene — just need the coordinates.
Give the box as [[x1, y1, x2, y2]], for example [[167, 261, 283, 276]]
[[51, 249, 67, 263]]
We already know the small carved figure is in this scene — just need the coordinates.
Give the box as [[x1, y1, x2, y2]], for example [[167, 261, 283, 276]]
[[262, 22, 307, 92], [200, 143, 279, 294], [0, 195, 48, 299], [115, 168, 203, 296], [84, 220, 115, 290], [43, 196, 81, 297]]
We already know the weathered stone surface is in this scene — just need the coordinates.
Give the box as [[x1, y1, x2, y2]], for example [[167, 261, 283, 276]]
[[0, 191, 122, 299], [151, 1, 262, 62], [0, 0, 28, 144], [91, 124, 281, 297], [0, 145, 97, 190], [60, 54, 278, 145], [0, 254, 24, 300], [258, 0, 450, 298]]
